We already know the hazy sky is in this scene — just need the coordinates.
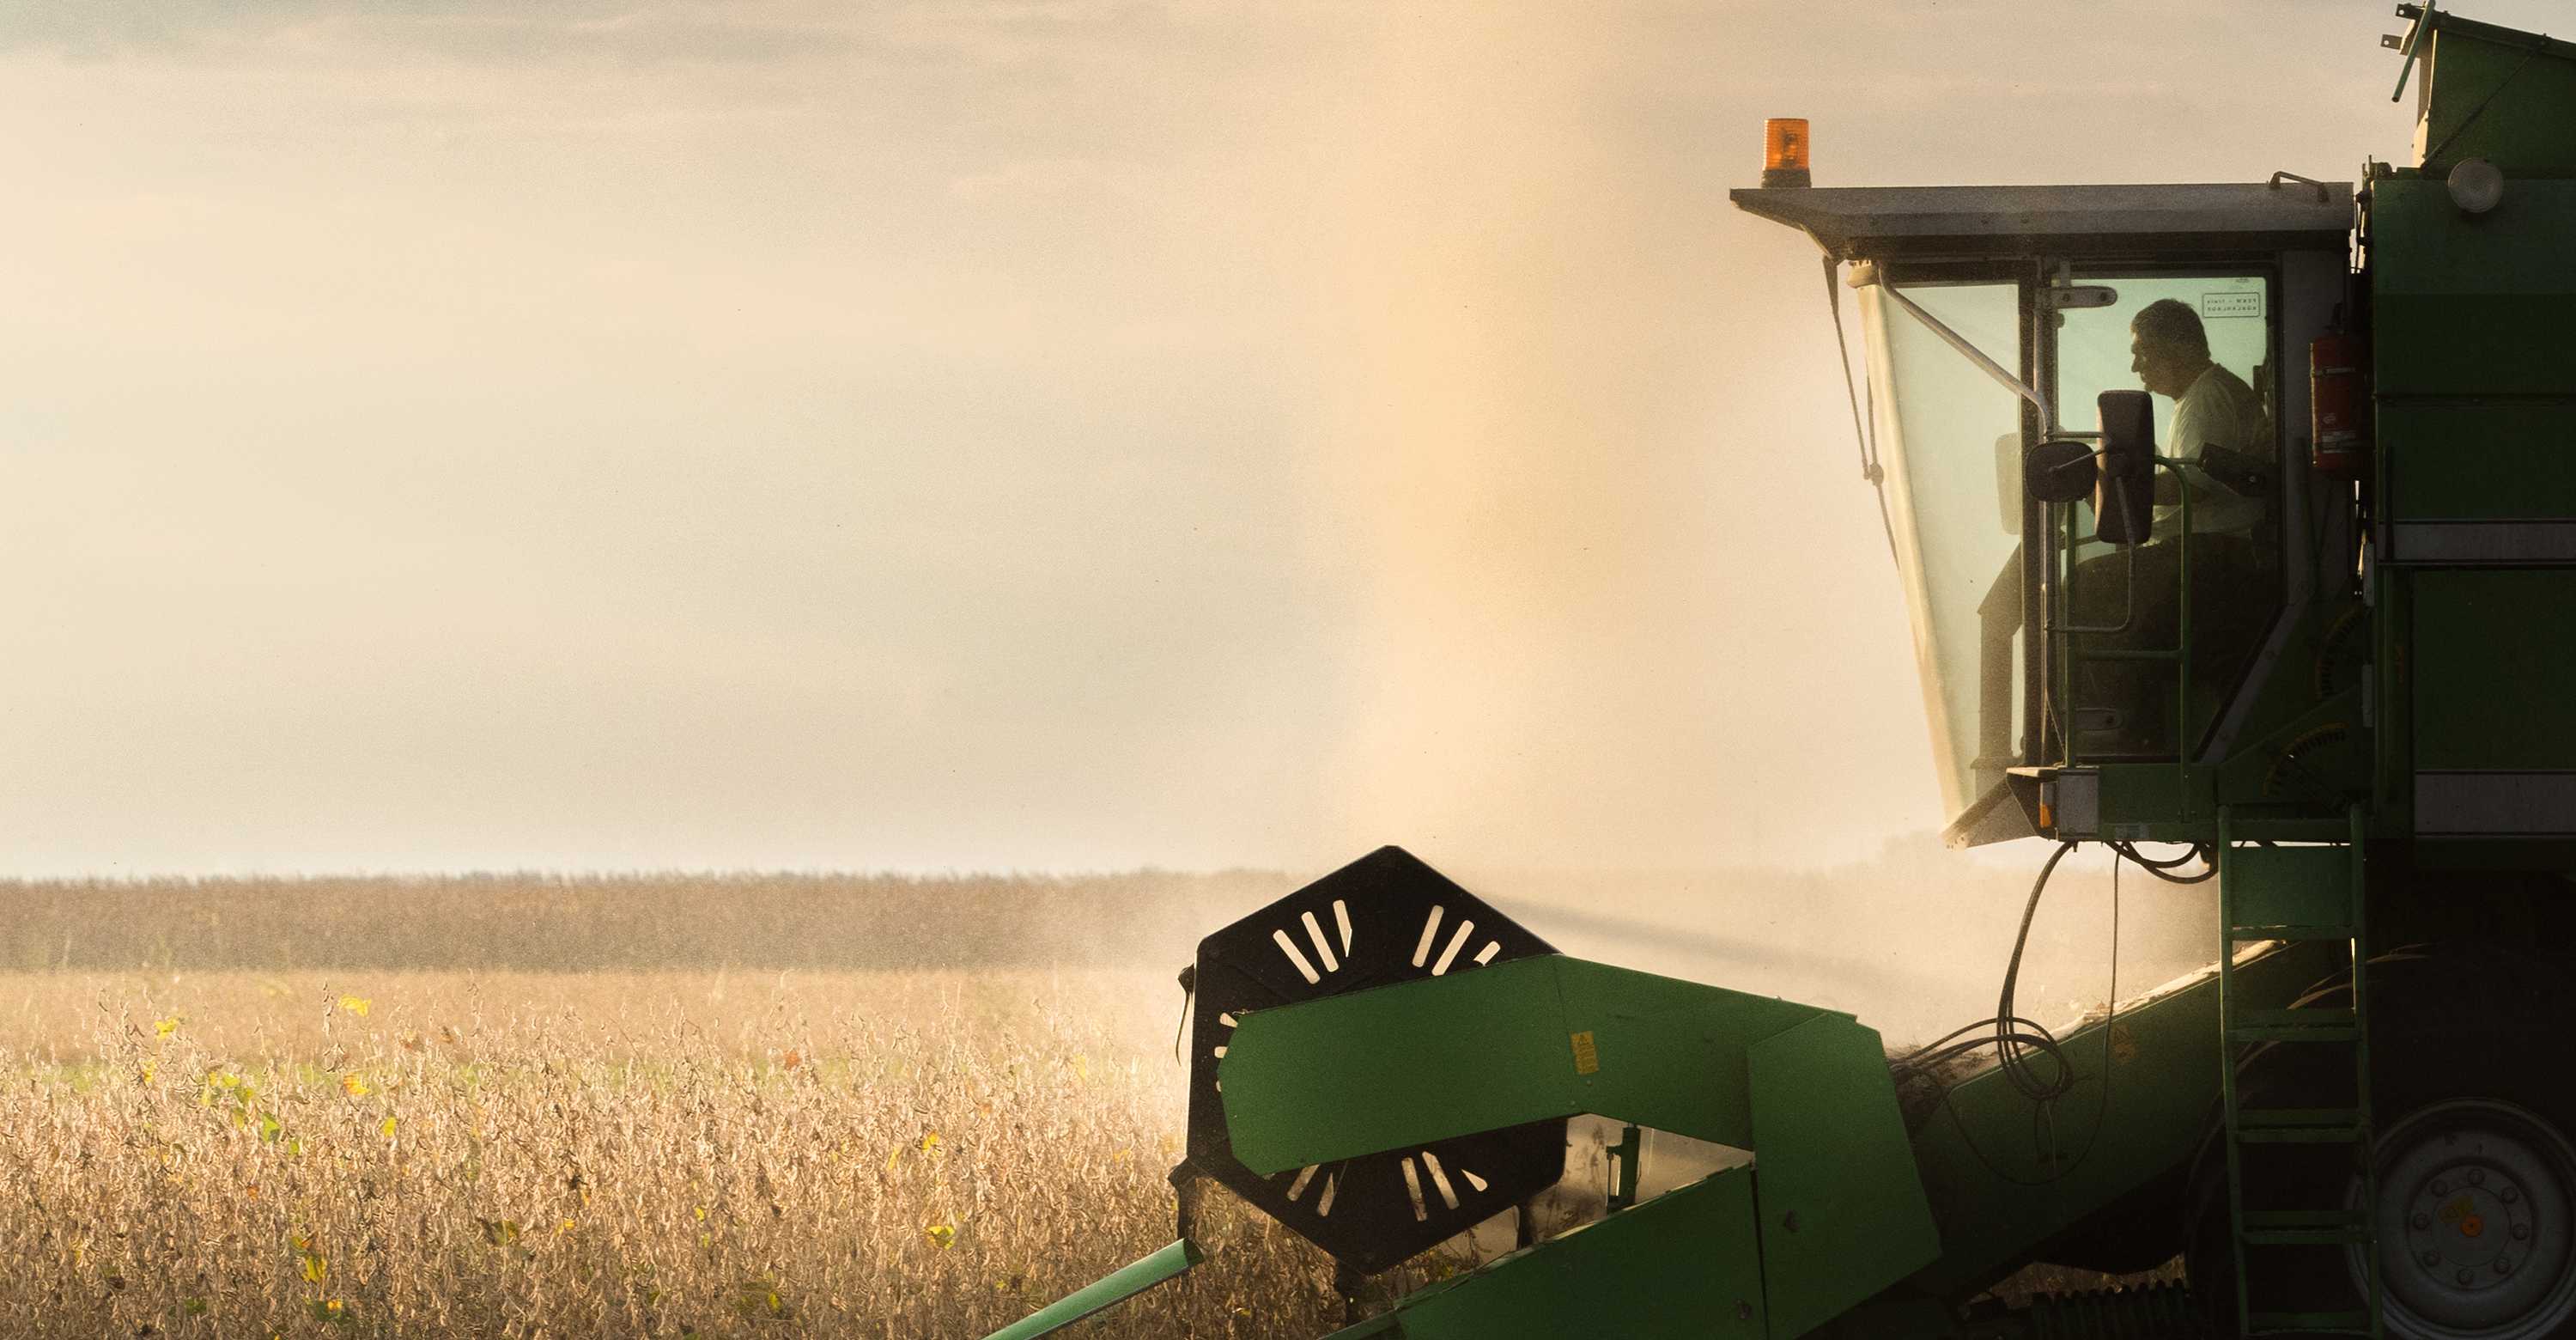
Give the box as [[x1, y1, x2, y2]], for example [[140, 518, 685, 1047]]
[[0, 1, 2540, 877]]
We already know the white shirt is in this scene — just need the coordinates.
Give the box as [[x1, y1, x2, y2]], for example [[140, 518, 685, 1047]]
[[2158, 362, 2269, 537]]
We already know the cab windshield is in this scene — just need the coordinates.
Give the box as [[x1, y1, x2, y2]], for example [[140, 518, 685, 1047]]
[[1856, 267, 2283, 832], [1853, 276, 2026, 826]]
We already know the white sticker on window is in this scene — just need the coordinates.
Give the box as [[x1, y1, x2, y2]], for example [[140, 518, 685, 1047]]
[[2201, 290, 2264, 319]]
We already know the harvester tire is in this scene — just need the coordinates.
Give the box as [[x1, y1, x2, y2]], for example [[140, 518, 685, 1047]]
[[2186, 943, 2576, 1340]]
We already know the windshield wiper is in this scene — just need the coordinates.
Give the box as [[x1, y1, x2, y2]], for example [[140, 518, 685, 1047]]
[[1848, 262, 2046, 417]]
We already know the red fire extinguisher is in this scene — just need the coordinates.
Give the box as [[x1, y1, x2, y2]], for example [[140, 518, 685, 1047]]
[[2311, 332, 2367, 478]]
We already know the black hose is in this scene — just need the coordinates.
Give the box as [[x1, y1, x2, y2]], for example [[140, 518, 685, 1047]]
[[1887, 839, 2081, 1096], [2115, 841, 2201, 868], [1995, 841, 2081, 1102], [2111, 841, 2216, 884], [1898, 841, 2128, 1188]]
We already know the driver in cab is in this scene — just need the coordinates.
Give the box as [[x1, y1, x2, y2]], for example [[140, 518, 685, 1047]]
[[2072, 298, 2277, 752], [2128, 298, 2269, 540]]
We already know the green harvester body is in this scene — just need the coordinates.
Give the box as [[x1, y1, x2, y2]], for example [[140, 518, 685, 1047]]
[[987, 9, 2576, 1337]]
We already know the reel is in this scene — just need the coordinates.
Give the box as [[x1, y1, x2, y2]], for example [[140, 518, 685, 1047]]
[[1181, 846, 1567, 1275]]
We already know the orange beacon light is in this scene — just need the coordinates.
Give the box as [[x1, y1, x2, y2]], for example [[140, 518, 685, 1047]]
[[1762, 119, 1812, 188]]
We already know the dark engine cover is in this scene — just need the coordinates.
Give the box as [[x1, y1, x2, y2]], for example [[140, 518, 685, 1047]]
[[1183, 846, 1566, 1275]]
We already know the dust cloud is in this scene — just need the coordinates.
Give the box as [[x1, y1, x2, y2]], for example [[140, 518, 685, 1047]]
[[1275, 3, 1935, 875]]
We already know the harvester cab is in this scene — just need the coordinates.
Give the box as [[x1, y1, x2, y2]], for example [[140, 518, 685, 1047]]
[[985, 8, 2576, 1339], [1728, 177, 2355, 849]]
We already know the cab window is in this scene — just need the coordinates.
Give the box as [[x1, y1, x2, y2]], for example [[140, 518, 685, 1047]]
[[2050, 273, 2281, 758]]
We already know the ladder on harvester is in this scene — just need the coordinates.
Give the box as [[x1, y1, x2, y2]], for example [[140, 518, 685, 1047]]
[[2216, 807, 2384, 1337]]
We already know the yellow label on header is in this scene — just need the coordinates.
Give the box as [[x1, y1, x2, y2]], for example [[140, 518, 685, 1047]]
[[1570, 1031, 1600, 1075]]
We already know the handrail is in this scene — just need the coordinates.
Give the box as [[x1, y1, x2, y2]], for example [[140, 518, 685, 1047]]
[[2051, 455, 2195, 773], [2176, 457, 2195, 795]]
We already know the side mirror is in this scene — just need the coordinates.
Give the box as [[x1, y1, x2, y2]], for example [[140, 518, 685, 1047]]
[[2024, 439, 2099, 504], [2093, 389, 2155, 546]]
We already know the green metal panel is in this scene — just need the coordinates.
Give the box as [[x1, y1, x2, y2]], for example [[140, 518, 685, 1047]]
[[1334, 1169, 1767, 1340], [978, 1240, 1203, 1340], [1229, 955, 1946, 1337], [2204, 595, 2372, 810], [1748, 1014, 1944, 1339], [2412, 569, 2576, 770], [1219, 955, 1823, 1172], [2213, 691, 2370, 813], [2414, 19, 2576, 175], [2223, 844, 2354, 933], [2095, 760, 2196, 834], [2378, 567, 2415, 825], [2370, 179, 2576, 399], [2382, 402, 2576, 522], [2414, 837, 2576, 872]]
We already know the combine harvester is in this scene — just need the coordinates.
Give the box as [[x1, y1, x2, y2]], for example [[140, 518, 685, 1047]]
[[987, 7, 2576, 1337]]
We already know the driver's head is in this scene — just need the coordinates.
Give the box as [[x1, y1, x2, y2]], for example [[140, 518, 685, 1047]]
[[2129, 299, 2212, 399]]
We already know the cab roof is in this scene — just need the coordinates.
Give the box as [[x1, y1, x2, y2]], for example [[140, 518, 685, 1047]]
[[1729, 181, 2354, 261]]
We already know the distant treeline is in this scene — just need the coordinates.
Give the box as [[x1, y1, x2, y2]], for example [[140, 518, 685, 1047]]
[[0, 870, 1295, 973]]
